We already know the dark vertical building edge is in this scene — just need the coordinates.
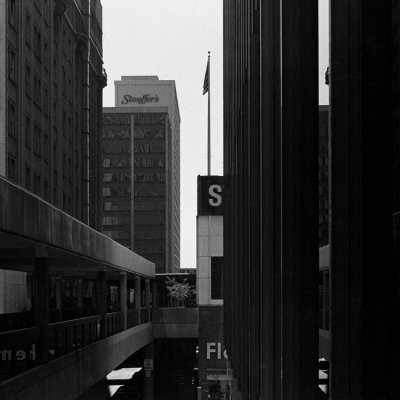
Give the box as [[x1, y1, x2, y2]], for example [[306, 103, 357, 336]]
[[223, 1, 319, 399], [330, 1, 394, 399]]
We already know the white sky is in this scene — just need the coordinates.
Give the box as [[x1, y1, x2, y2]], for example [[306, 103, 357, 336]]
[[101, 0, 329, 269]]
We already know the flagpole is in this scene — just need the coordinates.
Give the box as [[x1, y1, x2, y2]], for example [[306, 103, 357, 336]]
[[207, 51, 211, 176]]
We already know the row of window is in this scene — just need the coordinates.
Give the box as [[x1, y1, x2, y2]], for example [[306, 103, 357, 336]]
[[24, 9, 49, 65], [103, 216, 130, 226], [104, 202, 130, 212], [24, 167, 48, 197], [8, 104, 77, 177], [7, 155, 76, 213], [103, 231, 130, 240], [8, 98, 78, 158]]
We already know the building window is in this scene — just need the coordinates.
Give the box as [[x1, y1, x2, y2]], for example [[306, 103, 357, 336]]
[[53, 143, 57, 167], [68, 117, 72, 137], [44, 0, 49, 23], [25, 12, 31, 46], [44, 133, 49, 162], [44, 86, 49, 115], [25, 167, 31, 190], [53, 172, 58, 203], [53, 58, 58, 83], [44, 180, 49, 200], [62, 28, 66, 49], [7, 155, 16, 182], [33, 172, 41, 195], [68, 157, 72, 181], [34, 76, 42, 107], [25, 64, 31, 96], [25, 115, 31, 148], [211, 257, 223, 300], [53, 101, 57, 124], [8, 45, 16, 82], [43, 41, 49, 69], [62, 111, 66, 136], [8, 0, 16, 27], [62, 67, 66, 95], [34, 26, 42, 60], [7, 101, 16, 137], [62, 152, 66, 177], [33, 123, 41, 155]]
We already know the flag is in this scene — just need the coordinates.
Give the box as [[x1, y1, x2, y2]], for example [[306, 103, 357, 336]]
[[203, 57, 209, 95]]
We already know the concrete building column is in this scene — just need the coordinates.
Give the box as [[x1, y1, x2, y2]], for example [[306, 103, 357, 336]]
[[145, 278, 151, 322], [151, 280, 157, 308], [134, 276, 141, 324], [77, 279, 83, 316], [120, 272, 127, 330], [34, 256, 49, 362], [145, 278, 151, 306], [143, 342, 154, 400], [96, 271, 107, 338]]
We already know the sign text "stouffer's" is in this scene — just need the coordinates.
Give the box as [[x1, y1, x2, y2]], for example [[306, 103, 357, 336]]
[[121, 94, 160, 105]]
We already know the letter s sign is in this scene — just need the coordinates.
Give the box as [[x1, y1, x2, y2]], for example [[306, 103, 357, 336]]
[[198, 176, 224, 215], [209, 185, 222, 207]]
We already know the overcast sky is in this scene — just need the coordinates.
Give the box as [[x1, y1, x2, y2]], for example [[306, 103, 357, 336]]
[[101, 0, 329, 269]]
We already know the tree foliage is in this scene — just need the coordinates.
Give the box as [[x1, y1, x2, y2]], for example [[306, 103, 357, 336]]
[[165, 277, 196, 306]]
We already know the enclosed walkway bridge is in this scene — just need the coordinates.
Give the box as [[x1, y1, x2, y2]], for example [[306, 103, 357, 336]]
[[0, 178, 155, 400]]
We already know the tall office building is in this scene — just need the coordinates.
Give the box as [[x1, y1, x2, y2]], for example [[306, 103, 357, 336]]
[[103, 76, 180, 273], [223, 2, 396, 399], [0, 0, 106, 230], [0, 0, 106, 313]]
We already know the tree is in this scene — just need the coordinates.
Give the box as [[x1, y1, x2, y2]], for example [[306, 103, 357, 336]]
[[165, 277, 196, 306]]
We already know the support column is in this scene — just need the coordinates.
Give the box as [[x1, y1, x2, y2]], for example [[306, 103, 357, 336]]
[[120, 272, 127, 330], [134, 276, 141, 324], [77, 279, 83, 317], [34, 256, 49, 363], [143, 343, 154, 400], [145, 278, 151, 323], [55, 277, 63, 321], [96, 271, 107, 338], [151, 280, 157, 308]]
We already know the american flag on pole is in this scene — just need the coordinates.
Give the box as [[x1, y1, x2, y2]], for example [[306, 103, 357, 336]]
[[203, 57, 210, 95]]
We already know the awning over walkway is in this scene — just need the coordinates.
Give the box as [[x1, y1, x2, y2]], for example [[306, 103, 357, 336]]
[[0, 177, 154, 278]]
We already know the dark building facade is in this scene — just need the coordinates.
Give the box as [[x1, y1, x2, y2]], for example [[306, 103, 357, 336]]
[[223, 1, 397, 400], [1, 0, 106, 230], [103, 77, 180, 273], [318, 106, 329, 247]]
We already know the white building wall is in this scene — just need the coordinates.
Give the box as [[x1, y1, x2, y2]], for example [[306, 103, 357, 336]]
[[196, 215, 223, 306]]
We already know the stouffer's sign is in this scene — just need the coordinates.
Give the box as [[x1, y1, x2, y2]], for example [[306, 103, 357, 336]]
[[121, 94, 160, 105]]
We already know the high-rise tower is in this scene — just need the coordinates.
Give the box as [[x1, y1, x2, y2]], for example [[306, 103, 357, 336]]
[[0, 0, 106, 229], [103, 76, 180, 273]]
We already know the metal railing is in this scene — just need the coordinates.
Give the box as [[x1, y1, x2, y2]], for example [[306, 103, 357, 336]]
[[0, 308, 152, 382], [140, 307, 150, 324], [49, 315, 101, 358], [127, 309, 139, 328], [105, 311, 124, 336]]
